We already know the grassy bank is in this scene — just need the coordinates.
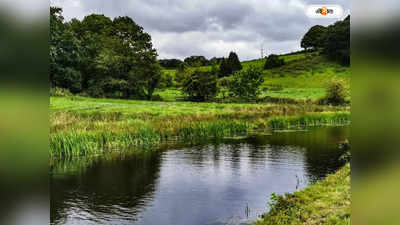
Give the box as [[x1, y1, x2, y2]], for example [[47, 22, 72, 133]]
[[255, 164, 350, 225], [50, 96, 350, 158]]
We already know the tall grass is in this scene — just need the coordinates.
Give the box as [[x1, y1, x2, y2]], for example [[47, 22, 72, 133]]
[[268, 112, 350, 130], [50, 119, 254, 158], [50, 96, 350, 158]]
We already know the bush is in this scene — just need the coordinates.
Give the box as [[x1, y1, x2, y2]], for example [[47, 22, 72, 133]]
[[317, 79, 347, 105], [50, 87, 73, 97], [264, 54, 285, 69], [229, 66, 264, 102], [159, 72, 174, 88], [217, 76, 233, 99], [151, 94, 163, 101]]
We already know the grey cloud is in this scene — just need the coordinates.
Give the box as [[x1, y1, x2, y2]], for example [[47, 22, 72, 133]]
[[51, 0, 350, 60]]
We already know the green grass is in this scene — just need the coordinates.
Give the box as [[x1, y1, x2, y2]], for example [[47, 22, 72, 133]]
[[159, 52, 350, 102], [254, 164, 350, 225], [154, 88, 184, 101], [50, 96, 349, 157]]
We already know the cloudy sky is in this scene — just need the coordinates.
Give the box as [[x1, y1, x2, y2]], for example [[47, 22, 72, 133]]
[[50, 0, 350, 61]]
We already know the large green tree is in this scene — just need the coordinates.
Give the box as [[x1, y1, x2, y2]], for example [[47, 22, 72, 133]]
[[323, 16, 350, 66], [301, 25, 327, 50], [219, 51, 242, 77], [229, 66, 264, 101], [50, 8, 162, 99], [50, 7, 83, 93]]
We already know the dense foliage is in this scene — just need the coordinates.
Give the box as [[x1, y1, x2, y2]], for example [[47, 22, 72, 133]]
[[50, 7, 161, 99], [264, 54, 285, 69], [229, 66, 264, 101], [182, 70, 218, 101], [159, 59, 183, 69], [318, 79, 347, 105], [324, 16, 350, 66], [301, 25, 327, 50], [184, 55, 209, 67], [302, 16, 350, 66], [219, 51, 242, 77]]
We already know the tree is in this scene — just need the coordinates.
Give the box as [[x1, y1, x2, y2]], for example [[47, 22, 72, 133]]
[[301, 25, 327, 50], [219, 52, 242, 77], [182, 70, 218, 102], [264, 54, 285, 69], [50, 7, 83, 93], [209, 57, 224, 65], [323, 16, 350, 66], [159, 59, 183, 68], [50, 9, 162, 99], [184, 56, 209, 67], [219, 58, 231, 77], [229, 66, 264, 101], [228, 51, 242, 72], [175, 62, 192, 85]]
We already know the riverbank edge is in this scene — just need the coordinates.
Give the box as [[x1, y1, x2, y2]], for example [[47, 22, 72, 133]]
[[50, 111, 350, 158], [254, 163, 350, 225]]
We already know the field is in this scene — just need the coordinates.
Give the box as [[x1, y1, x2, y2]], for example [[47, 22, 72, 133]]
[[159, 52, 350, 102], [255, 164, 351, 225], [50, 96, 349, 157]]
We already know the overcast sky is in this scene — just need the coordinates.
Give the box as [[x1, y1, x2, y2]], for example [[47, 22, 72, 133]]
[[50, 0, 350, 61]]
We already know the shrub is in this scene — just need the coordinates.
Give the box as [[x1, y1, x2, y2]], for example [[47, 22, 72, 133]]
[[318, 79, 347, 105], [151, 94, 163, 101], [50, 87, 73, 97], [229, 66, 264, 101], [158, 72, 174, 88], [264, 54, 285, 69], [217, 76, 233, 99]]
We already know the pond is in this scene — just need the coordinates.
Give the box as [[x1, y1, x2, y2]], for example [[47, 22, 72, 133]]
[[50, 126, 349, 225]]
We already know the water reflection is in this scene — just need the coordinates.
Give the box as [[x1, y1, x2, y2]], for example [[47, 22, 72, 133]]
[[51, 126, 349, 225], [51, 151, 162, 225]]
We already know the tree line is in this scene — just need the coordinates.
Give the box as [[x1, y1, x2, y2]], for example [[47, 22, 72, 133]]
[[50, 7, 161, 99], [301, 15, 350, 65]]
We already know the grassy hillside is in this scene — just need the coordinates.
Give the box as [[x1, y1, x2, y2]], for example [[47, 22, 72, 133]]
[[159, 52, 350, 102], [255, 164, 350, 225]]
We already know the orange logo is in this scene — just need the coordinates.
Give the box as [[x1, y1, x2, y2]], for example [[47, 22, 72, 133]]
[[315, 6, 333, 16], [320, 6, 328, 15]]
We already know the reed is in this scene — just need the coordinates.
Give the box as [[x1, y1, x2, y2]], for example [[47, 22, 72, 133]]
[[267, 112, 350, 130], [50, 96, 350, 158], [50, 119, 254, 157]]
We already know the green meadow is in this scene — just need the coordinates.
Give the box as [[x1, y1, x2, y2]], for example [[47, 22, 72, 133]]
[[158, 52, 350, 102]]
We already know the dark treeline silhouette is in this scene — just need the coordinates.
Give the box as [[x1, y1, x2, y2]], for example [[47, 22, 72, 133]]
[[159, 59, 183, 69]]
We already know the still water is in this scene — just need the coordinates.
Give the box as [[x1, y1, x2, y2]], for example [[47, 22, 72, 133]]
[[51, 126, 349, 225]]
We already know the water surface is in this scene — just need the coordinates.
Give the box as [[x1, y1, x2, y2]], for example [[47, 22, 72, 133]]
[[51, 126, 349, 225]]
